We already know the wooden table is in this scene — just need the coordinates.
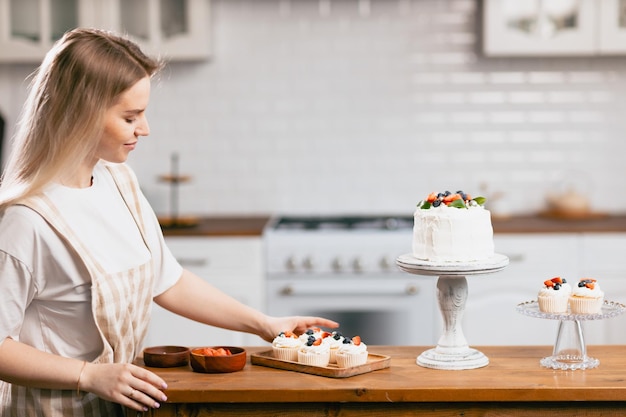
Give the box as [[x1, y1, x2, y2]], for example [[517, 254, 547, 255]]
[[126, 345, 626, 416]]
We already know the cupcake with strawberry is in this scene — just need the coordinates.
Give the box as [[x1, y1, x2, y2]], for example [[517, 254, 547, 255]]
[[335, 335, 368, 368], [569, 278, 604, 314], [272, 331, 301, 361], [322, 331, 344, 364], [298, 336, 331, 367], [537, 277, 571, 313]]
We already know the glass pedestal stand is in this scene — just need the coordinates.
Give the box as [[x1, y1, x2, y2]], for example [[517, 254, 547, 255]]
[[516, 300, 626, 370], [396, 254, 509, 370]]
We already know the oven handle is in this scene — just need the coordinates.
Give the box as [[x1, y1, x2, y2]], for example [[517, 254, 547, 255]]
[[279, 284, 419, 296]]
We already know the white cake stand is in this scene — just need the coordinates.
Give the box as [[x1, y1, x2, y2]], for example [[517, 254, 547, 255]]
[[516, 300, 626, 370], [396, 253, 509, 370]]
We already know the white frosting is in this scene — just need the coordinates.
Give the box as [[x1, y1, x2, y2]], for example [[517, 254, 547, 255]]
[[539, 282, 572, 297], [572, 281, 604, 298], [337, 342, 368, 355], [412, 204, 494, 262], [299, 328, 324, 343], [538, 287, 570, 298], [323, 333, 344, 349], [272, 334, 302, 348]]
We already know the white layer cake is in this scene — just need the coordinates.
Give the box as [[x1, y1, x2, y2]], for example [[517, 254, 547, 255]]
[[412, 195, 494, 263]]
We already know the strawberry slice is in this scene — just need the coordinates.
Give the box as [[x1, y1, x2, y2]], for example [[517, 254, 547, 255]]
[[352, 336, 362, 346], [550, 277, 563, 284], [426, 192, 437, 203], [544, 280, 554, 287], [312, 338, 322, 346], [443, 194, 461, 203]]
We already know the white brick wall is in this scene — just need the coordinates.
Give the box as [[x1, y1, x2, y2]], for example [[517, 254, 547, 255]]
[[1, 0, 626, 217]]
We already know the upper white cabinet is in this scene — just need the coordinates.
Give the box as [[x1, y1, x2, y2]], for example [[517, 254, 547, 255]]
[[0, 0, 99, 62], [95, 0, 211, 61], [597, 0, 626, 54], [483, 0, 626, 56], [0, 0, 210, 63]]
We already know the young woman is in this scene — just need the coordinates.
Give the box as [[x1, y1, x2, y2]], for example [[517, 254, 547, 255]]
[[0, 28, 337, 416]]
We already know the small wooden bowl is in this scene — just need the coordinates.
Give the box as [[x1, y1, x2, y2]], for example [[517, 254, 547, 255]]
[[143, 346, 190, 368], [190, 346, 247, 373]]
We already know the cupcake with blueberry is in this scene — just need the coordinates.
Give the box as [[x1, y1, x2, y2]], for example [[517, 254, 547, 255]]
[[335, 336, 368, 368], [322, 331, 344, 364], [569, 278, 604, 314], [537, 277, 571, 313], [272, 331, 301, 361], [298, 336, 330, 367], [298, 327, 324, 344]]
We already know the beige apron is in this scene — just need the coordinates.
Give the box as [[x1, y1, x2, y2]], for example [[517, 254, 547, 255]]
[[0, 164, 155, 417]]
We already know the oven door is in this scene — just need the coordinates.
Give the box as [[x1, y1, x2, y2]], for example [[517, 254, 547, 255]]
[[267, 275, 438, 345]]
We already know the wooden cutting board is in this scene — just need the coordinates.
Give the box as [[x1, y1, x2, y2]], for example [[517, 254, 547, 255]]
[[250, 349, 390, 378]]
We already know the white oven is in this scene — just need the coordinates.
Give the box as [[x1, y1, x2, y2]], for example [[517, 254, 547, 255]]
[[263, 216, 438, 345]]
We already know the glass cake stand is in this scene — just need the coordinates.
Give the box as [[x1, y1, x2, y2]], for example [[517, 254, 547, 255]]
[[396, 253, 509, 370], [516, 300, 626, 370]]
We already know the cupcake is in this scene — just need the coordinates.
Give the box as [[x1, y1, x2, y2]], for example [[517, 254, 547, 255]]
[[569, 278, 604, 314], [335, 336, 368, 368], [272, 331, 301, 361], [297, 336, 330, 367], [322, 331, 344, 364], [298, 327, 324, 344], [537, 277, 570, 313]]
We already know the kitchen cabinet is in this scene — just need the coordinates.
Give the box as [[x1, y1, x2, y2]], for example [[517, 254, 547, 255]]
[[145, 236, 265, 348], [462, 234, 579, 346], [0, 0, 99, 62], [597, 0, 626, 54], [483, 0, 626, 56], [463, 232, 626, 346], [579, 234, 626, 344], [0, 0, 210, 63], [95, 0, 211, 61]]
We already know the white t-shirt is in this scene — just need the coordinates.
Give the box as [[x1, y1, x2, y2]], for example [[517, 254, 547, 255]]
[[0, 162, 182, 360]]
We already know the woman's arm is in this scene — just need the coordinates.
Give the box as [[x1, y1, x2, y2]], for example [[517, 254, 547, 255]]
[[0, 337, 168, 412], [154, 269, 338, 342]]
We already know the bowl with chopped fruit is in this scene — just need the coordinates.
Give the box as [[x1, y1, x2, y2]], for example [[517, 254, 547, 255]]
[[190, 346, 247, 373]]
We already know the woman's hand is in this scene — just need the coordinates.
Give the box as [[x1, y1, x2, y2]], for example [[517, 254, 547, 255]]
[[79, 362, 168, 412], [260, 316, 339, 342]]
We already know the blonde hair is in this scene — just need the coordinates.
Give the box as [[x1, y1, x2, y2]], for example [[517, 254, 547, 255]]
[[0, 27, 162, 209]]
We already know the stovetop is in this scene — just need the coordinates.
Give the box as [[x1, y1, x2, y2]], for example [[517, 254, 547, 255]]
[[267, 215, 413, 232]]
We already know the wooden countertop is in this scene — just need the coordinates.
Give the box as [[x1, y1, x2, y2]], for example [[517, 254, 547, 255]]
[[160, 216, 270, 237], [140, 345, 626, 404], [157, 214, 626, 237], [492, 214, 626, 234]]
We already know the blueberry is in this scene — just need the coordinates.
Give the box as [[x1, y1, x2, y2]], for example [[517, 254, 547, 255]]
[[554, 283, 561, 290], [433, 200, 441, 207], [444, 190, 451, 196], [306, 335, 315, 346]]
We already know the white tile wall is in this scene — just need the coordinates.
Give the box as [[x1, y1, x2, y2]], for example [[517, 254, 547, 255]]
[[2, 0, 626, 217]]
